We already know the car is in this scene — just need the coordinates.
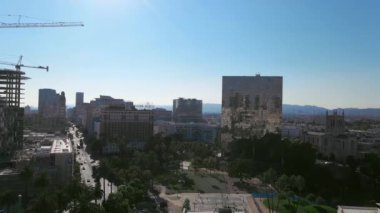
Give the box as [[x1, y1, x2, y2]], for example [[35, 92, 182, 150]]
[[86, 179, 90, 182], [82, 167, 85, 170]]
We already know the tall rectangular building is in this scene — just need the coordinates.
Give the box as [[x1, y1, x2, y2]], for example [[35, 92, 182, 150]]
[[75, 92, 84, 107], [173, 98, 202, 123], [221, 75, 283, 145], [38, 89, 66, 119]]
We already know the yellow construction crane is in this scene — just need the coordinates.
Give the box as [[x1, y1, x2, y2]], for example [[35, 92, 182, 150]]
[[0, 55, 48, 72], [0, 14, 84, 28]]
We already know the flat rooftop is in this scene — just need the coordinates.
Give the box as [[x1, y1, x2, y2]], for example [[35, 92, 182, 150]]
[[0, 168, 20, 176], [51, 139, 72, 154], [307, 131, 325, 136], [338, 205, 379, 212]]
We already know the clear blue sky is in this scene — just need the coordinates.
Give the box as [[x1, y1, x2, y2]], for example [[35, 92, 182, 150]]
[[1, 0, 379, 108]]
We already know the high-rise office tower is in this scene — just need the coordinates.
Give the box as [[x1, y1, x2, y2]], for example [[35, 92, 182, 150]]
[[221, 74, 283, 145], [75, 92, 84, 107], [38, 88, 66, 118]]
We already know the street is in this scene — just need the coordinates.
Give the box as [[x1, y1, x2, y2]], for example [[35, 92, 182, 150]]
[[69, 125, 117, 201]]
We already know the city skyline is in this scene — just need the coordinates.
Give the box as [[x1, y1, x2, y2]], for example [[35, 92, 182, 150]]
[[1, 0, 379, 108]]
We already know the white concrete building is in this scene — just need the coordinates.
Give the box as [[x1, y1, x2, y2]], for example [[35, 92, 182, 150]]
[[337, 205, 380, 213]]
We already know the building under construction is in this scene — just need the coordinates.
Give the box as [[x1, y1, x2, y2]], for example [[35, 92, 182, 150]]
[[0, 69, 29, 149]]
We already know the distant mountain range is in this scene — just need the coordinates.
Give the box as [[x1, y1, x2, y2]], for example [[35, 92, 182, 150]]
[[46, 103, 376, 118], [283, 105, 380, 117], [158, 104, 380, 117]]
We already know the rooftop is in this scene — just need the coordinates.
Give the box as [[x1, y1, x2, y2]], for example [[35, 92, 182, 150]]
[[338, 205, 380, 212], [51, 139, 72, 154], [307, 131, 325, 136], [0, 168, 20, 176]]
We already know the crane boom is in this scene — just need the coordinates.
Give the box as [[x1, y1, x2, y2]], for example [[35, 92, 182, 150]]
[[0, 56, 48, 72], [0, 22, 84, 28]]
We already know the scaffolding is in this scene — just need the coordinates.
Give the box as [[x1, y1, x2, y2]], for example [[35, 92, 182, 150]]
[[0, 69, 29, 107], [0, 69, 28, 149]]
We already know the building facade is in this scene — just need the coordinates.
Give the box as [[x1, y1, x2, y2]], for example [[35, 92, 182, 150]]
[[38, 89, 66, 119], [152, 108, 172, 121], [75, 92, 84, 107], [97, 105, 153, 143], [221, 75, 283, 145], [173, 98, 202, 123], [33, 139, 74, 185], [303, 111, 357, 161]]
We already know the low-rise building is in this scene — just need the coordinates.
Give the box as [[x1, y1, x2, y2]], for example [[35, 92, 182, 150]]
[[173, 98, 203, 123], [303, 111, 357, 161], [153, 108, 172, 121], [281, 125, 303, 139], [337, 205, 380, 213], [34, 139, 74, 185]]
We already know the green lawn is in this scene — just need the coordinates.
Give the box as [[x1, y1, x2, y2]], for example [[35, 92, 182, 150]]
[[159, 171, 229, 193], [264, 198, 336, 213], [186, 171, 228, 193]]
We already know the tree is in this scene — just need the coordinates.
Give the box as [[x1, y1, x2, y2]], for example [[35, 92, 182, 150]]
[[183, 198, 190, 211], [104, 192, 130, 213], [275, 175, 291, 192], [315, 196, 326, 205], [346, 155, 358, 171], [261, 168, 277, 213], [28, 192, 57, 213], [56, 189, 70, 213], [20, 165, 34, 203], [34, 172, 49, 191], [306, 193, 316, 203], [294, 175, 305, 194], [228, 159, 255, 181], [0, 191, 18, 213]]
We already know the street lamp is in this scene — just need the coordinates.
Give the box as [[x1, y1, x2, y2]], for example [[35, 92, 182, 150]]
[[17, 194, 22, 212]]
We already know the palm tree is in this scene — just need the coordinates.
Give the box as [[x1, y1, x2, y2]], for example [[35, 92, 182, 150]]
[[55, 189, 69, 213], [261, 168, 277, 213], [20, 165, 34, 204], [98, 162, 109, 201], [34, 172, 49, 192], [94, 181, 103, 204], [0, 191, 18, 212], [28, 192, 57, 213], [66, 178, 83, 212]]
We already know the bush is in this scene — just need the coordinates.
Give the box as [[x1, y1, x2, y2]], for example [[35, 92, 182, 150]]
[[315, 196, 326, 205], [306, 193, 316, 203]]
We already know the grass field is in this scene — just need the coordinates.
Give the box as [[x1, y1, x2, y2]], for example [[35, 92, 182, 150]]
[[186, 171, 229, 193], [161, 171, 231, 193], [264, 198, 336, 213]]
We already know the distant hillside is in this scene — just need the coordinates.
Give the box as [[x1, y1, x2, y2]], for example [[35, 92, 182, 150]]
[[283, 104, 327, 115], [284, 105, 380, 117], [64, 102, 380, 118], [336, 108, 380, 118], [201, 104, 380, 118]]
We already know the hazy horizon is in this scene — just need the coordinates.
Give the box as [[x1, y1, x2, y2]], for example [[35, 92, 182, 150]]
[[26, 100, 380, 111]]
